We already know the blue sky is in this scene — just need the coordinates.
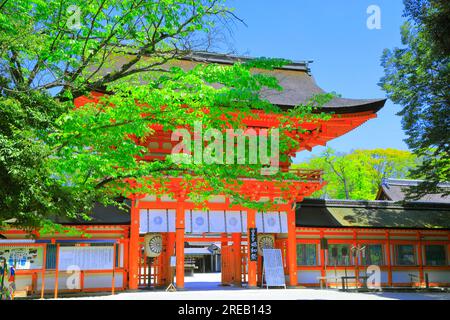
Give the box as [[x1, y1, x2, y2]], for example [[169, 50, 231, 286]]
[[227, 0, 409, 162]]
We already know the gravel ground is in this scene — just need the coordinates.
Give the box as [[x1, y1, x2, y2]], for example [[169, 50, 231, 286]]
[[53, 273, 450, 300], [59, 288, 450, 301]]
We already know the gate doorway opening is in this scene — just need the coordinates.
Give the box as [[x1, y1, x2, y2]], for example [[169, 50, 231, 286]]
[[137, 234, 250, 290], [137, 232, 289, 290]]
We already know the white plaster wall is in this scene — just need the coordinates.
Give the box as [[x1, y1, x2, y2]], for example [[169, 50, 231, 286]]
[[392, 271, 419, 283], [13, 275, 33, 291], [36, 272, 71, 290], [297, 271, 321, 284], [326, 270, 356, 277], [380, 271, 388, 283], [424, 270, 450, 283], [83, 273, 123, 289], [35, 272, 123, 290]]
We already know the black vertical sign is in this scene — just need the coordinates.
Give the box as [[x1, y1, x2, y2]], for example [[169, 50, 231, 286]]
[[249, 228, 258, 261]]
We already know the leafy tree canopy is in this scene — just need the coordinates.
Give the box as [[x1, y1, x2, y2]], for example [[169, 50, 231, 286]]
[[380, 0, 450, 199], [0, 0, 330, 231], [293, 148, 418, 200]]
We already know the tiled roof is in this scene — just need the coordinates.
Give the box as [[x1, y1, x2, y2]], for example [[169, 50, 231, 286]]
[[52, 201, 131, 225], [377, 178, 450, 203], [180, 52, 387, 113], [105, 51, 386, 114], [51, 196, 450, 229], [297, 198, 450, 229]]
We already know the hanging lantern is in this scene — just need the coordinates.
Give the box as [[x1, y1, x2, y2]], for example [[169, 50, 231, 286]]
[[144, 233, 163, 257], [257, 234, 275, 256]]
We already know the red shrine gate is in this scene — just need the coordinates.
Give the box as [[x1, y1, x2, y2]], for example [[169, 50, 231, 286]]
[[128, 173, 324, 291], [74, 91, 381, 290], [137, 234, 249, 288], [74, 92, 382, 290], [72, 53, 385, 290], [136, 227, 289, 288]]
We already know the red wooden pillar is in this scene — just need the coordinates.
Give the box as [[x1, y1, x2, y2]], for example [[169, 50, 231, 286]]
[[221, 233, 228, 247], [287, 205, 298, 287], [54, 243, 60, 299], [385, 230, 393, 287], [128, 198, 140, 290], [417, 231, 424, 287], [320, 230, 326, 278], [122, 239, 129, 289], [221, 232, 228, 272], [353, 230, 359, 288], [166, 232, 176, 286], [40, 245, 47, 299], [175, 201, 185, 289], [232, 232, 242, 285], [31, 272, 37, 294], [221, 232, 229, 282], [112, 243, 116, 295], [247, 209, 257, 288]]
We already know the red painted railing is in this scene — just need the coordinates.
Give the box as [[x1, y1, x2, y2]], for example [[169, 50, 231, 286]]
[[288, 169, 323, 182]]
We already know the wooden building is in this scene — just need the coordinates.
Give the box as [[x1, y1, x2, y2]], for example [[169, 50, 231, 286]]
[[295, 199, 450, 287], [376, 178, 450, 203], [1, 53, 448, 296]]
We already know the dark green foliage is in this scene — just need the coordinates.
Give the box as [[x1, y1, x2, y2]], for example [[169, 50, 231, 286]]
[[380, 0, 450, 199], [0, 92, 101, 229], [0, 0, 330, 230]]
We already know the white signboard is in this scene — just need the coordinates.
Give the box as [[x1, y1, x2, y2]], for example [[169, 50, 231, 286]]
[[58, 246, 114, 271], [262, 249, 286, 288], [0, 246, 44, 270]]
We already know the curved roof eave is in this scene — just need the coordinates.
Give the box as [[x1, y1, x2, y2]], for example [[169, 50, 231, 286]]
[[280, 98, 388, 115], [180, 52, 387, 115]]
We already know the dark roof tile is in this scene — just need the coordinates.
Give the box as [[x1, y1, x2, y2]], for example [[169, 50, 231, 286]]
[[106, 51, 386, 113], [377, 179, 450, 203], [297, 198, 450, 229]]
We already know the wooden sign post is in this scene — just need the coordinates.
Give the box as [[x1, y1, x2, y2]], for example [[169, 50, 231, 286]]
[[249, 228, 258, 262]]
